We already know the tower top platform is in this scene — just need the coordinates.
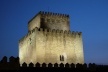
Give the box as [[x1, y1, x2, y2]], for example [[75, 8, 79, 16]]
[[28, 11, 70, 31]]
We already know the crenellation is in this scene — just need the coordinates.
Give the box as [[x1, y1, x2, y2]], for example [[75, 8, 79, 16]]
[[72, 31, 75, 34], [57, 13, 59, 16], [19, 11, 84, 65], [44, 28, 47, 32], [78, 32, 82, 35], [50, 12, 53, 15], [66, 14, 69, 17], [32, 28, 36, 33], [55, 13, 57, 16], [48, 29, 51, 32], [64, 30, 68, 34], [52, 29, 56, 33], [39, 11, 69, 18], [35, 27, 39, 31], [33, 27, 83, 38], [43, 28, 47, 35], [72, 31, 76, 38], [42, 11, 45, 15], [67, 32, 71, 37], [39, 28, 42, 31], [79, 32, 82, 37], [47, 12, 50, 15], [48, 30, 52, 36], [68, 30, 71, 34], [39, 11, 42, 14], [74, 32, 81, 38], [19, 27, 82, 45], [48, 12, 51, 15], [44, 11, 48, 15], [56, 29, 60, 33], [58, 13, 61, 17], [75, 32, 78, 38], [28, 11, 70, 31], [77, 32, 80, 37], [63, 14, 66, 17], [76, 31, 78, 35], [40, 28, 43, 31], [60, 30, 63, 33], [19, 27, 36, 43]]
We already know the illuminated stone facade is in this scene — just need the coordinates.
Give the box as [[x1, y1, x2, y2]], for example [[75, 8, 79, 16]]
[[19, 11, 84, 66]]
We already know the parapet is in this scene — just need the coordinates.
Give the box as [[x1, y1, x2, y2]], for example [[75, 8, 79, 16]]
[[19, 27, 39, 43], [28, 11, 70, 31], [39, 11, 69, 17], [19, 27, 82, 43], [28, 11, 69, 24]]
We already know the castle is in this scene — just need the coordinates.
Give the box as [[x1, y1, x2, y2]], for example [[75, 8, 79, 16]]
[[19, 11, 84, 66]]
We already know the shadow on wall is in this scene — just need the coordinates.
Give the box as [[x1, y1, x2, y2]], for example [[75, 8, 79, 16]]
[[0, 56, 108, 72]]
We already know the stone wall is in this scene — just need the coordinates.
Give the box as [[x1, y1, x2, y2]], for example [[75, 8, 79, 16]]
[[19, 29, 36, 65], [28, 11, 70, 31], [28, 14, 41, 31], [19, 27, 84, 66], [40, 13, 70, 31]]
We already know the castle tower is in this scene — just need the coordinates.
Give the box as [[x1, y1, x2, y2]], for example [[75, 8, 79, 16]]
[[28, 11, 70, 31], [19, 11, 84, 66]]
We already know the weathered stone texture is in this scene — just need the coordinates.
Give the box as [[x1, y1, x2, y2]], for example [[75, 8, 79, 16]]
[[28, 11, 70, 31], [28, 14, 41, 31], [19, 28, 84, 65], [19, 11, 84, 66]]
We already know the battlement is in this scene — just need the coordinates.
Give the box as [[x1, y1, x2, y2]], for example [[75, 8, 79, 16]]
[[19, 11, 84, 66], [38, 27, 81, 35], [19, 27, 82, 43], [39, 11, 69, 17], [1, 56, 105, 71], [28, 11, 69, 24], [28, 11, 70, 31]]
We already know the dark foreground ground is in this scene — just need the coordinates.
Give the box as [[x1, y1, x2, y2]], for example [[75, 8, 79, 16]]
[[1, 67, 108, 72], [0, 56, 108, 72]]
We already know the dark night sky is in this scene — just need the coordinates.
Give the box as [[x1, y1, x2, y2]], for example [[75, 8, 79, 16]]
[[0, 0, 108, 64]]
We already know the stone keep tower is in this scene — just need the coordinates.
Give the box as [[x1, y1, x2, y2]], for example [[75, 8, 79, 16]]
[[19, 11, 84, 65]]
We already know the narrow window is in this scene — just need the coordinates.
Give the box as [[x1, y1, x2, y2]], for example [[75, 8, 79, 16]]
[[62, 55, 64, 61], [60, 55, 61, 61], [60, 55, 64, 61]]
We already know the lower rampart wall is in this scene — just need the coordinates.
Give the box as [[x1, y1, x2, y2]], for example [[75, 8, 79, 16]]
[[19, 27, 84, 65]]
